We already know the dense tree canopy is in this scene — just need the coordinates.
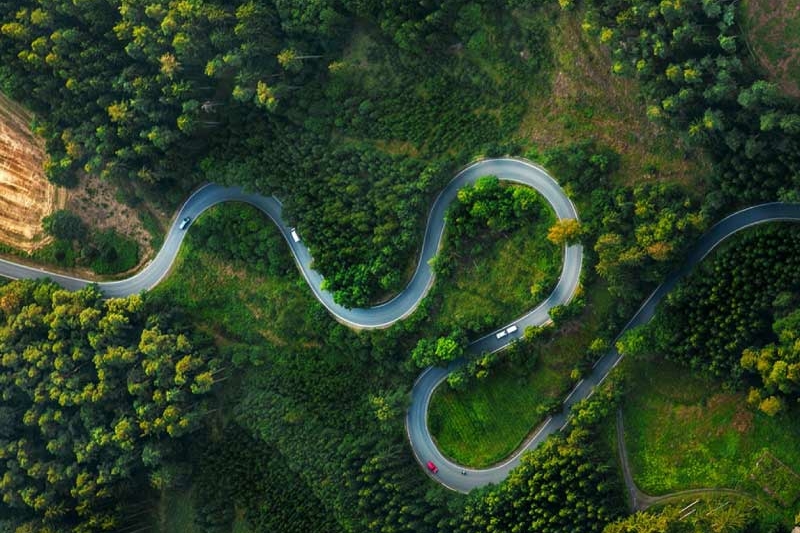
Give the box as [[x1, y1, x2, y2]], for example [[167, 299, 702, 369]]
[[0, 280, 219, 532], [742, 306, 800, 416], [647, 224, 800, 381], [582, 0, 800, 201]]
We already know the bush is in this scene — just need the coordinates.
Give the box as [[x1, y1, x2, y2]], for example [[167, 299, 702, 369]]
[[42, 209, 87, 242], [88, 229, 139, 274]]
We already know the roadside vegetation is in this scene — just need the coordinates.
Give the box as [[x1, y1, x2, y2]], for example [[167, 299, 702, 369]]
[[0, 0, 799, 530], [429, 177, 560, 335], [428, 283, 613, 466]]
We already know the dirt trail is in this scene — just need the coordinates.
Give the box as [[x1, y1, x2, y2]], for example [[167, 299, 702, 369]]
[[0, 92, 64, 252], [615, 409, 759, 512]]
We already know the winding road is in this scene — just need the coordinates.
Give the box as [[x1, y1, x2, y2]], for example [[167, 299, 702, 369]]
[[1, 158, 799, 494]]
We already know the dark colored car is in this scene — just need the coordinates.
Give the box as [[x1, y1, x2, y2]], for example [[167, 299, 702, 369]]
[[426, 461, 439, 474]]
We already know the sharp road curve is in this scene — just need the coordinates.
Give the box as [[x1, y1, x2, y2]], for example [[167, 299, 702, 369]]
[[0, 158, 798, 494]]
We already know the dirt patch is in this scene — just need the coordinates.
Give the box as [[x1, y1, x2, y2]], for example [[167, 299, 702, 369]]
[[731, 406, 754, 434], [674, 404, 703, 423], [741, 0, 800, 98], [66, 172, 155, 261], [0, 93, 65, 252]]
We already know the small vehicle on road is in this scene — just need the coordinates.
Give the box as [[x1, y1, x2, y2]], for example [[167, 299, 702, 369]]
[[495, 330, 507, 340], [290, 228, 301, 242], [179, 216, 191, 230], [506, 324, 518, 335], [426, 461, 439, 474]]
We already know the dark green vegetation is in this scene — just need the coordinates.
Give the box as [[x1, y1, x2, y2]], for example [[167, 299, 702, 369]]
[[585, 0, 800, 202], [431, 176, 560, 334], [429, 283, 614, 466], [1, 0, 800, 531], [645, 224, 800, 382], [456, 380, 627, 533], [191, 426, 343, 533], [0, 280, 219, 532], [188, 203, 293, 278], [36, 209, 141, 275]]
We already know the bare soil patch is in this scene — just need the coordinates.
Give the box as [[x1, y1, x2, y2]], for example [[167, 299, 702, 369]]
[[66, 173, 156, 262], [0, 93, 65, 252]]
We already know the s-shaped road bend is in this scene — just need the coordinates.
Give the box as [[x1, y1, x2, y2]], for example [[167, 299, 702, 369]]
[[1, 158, 798, 494]]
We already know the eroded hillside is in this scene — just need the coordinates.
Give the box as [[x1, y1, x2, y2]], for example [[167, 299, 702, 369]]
[[0, 92, 64, 252]]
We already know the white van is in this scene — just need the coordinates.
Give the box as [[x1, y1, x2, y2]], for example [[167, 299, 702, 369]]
[[290, 229, 300, 243], [506, 325, 518, 335], [495, 330, 507, 340]]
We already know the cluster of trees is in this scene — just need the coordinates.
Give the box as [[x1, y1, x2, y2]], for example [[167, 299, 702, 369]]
[[541, 141, 705, 310], [645, 224, 800, 382], [411, 330, 467, 368], [432, 174, 552, 280], [455, 378, 626, 533], [742, 305, 800, 416], [0, 0, 213, 185], [604, 503, 761, 533], [591, 181, 706, 299], [39, 209, 139, 275], [582, 0, 800, 201], [187, 203, 293, 277], [448, 175, 547, 239], [0, 279, 220, 532], [192, 425, 342, 533], [0, 0, 552, 307]]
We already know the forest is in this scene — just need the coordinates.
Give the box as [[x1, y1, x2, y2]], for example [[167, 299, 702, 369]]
[[0, 0, 798, 531]]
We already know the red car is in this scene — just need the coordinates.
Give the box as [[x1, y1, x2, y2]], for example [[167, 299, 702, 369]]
[[426, 461, 439, 474]]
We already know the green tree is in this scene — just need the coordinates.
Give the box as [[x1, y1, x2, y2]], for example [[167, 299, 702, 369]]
[[42, 210, 87, 242]]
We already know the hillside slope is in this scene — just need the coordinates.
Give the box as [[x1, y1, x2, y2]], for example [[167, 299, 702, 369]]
[[0, 92, 63, 252]]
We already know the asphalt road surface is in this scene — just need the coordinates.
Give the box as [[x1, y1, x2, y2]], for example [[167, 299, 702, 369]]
[[406, 202, 800, 492], [0, 158, 581, 327], [1, 158, 797, 493]]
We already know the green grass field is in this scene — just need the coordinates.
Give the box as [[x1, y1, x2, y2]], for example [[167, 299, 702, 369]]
[[428, 283, 614, 467], [622, 356, 800, 512], [434, 193, 560, 333], [151, 210, 314, 349]]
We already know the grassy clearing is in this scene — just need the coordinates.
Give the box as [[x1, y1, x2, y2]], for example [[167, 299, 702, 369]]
[[622, 356, 800, 514], [741, 0, 800, 98], [516, 8, 710, 188], [433, 193, 560, 332], [151, 212, 314, 348], [428, 282, 615, 467]]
